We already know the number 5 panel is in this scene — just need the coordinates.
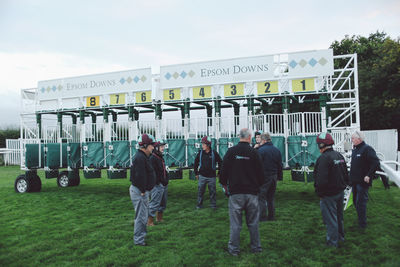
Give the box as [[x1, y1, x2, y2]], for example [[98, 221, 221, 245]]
[[163, 88, 181, 101]]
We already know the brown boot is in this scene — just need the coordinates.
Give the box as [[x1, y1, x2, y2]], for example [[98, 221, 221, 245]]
[[156, 212, 164, 222], [147, 216, 155, 226]]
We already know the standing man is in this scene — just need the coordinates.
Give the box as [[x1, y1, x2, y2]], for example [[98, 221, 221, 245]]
[[148, 139, 169, 226], [129, 133, 156, 246], [314, 132, 349, 248], [194, 136, 222, 210], [257, 132, 283, 221], [350, 130, 380, 229], [253, 131, 262, 149], [220, 128, 264, 256]]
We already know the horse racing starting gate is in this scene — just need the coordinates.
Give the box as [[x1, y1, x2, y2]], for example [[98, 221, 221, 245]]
[[15, 49, 362, 193]]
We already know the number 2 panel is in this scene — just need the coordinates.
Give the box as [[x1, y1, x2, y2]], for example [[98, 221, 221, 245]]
[[257, 81, 278, 96]]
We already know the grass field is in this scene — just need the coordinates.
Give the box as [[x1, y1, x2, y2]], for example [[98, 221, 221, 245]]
[[0, 166, 399, 266]]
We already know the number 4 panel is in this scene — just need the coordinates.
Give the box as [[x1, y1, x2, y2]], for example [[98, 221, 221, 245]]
[[257, 81, 278, 96], [135, 91, 152, 103], [193, 86, 212, 99]]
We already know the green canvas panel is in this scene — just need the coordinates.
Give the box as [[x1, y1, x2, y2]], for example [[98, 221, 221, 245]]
[[67, 143, 81, 168], [61, 143, 68, 168], [105, 141, 130, 168], [218, 137, 239, 159], [82, 142, 104, 168], [165, 139, 186, 167], [287, 136, 303, 167], [271, 136, 286, 163], [45, 143, 61, 169], [25, 144, 44, 168], [305, 135, 320, 165], [288, 135, 320, 167], [129, 141, 138, 165]]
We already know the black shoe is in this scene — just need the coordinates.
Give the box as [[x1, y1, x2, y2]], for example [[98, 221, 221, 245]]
[[135, 242, 147, 246], [251, 248, 262, 254]]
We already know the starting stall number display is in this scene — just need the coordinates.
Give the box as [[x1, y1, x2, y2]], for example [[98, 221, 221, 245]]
[[86, 96, 100, 107], [135, 91, 152, 103], [224, 83, 244, 97], [257, 81, 279, 95], [193, 86, 212, 99], [292, 78, 315, 93], [110, 94, 126, 105], [163, 88, 181, 101]]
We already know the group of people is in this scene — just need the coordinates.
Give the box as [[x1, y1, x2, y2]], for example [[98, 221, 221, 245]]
[[128, 128, 380, 254]]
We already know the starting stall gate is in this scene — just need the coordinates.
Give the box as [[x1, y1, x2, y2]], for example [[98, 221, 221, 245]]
[[15, 49, 361, 192]]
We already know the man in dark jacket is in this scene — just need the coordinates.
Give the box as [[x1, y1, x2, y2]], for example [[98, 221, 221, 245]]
[[129, 133, 156, 246], [350, 130, 380, 229], [220, 128, 264, 256], [257, 132, 283, 221], [314, 132, 349, 248], [148, 139, 169, 225], [194, 136, 222, 209]]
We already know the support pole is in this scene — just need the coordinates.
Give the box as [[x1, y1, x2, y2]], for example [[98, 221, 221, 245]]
[[282, 94, 290, 168], [57, 112, 63, 140], [36, 113, 42, 139], [319, 94, 328, 132], [214, 98, 221, 139]]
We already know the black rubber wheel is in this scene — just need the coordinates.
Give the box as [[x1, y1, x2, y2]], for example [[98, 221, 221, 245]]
[[57, 171, 70, 188], [30, 175, 42, 192], [69, 176, 80, 187], [14, 175, 31, 193]]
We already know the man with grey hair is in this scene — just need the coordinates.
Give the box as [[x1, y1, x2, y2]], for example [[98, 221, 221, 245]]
[[220, 128, 264, 256], [350, 130, 380, 229], [257, 132, 283, 221]]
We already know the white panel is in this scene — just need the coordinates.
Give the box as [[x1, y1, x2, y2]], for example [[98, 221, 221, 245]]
[[39, 99, 58, 111], [37, 68, 152, 101]]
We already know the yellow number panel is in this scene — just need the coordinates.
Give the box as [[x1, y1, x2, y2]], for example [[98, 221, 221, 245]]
[[86, 96, 100, 107], [110, 94, 126, 105], [292, 78, 315, 93], [136, 91, 152, 103], [257, 81, 279, 95], [193, 86, 211, 99], [224, 83, 244, 97], [163, 89, 181, 101]]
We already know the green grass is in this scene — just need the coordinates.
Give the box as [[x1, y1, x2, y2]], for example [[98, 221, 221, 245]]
[[0, 166, 399, 266]]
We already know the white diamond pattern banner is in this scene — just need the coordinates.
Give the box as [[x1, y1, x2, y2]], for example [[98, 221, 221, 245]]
[[38, 68, 152, 101], [287, 49, 334, 78]]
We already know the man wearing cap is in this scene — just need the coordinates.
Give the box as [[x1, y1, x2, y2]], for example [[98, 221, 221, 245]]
[[314, 132, 349, 248], [194, 136, 222, 209], [257, 132, 283, 221], [350, 130, 380, 229], [220, 128, 264, 256], [148, 139, 169, 226], [129, 133, 156, 246]]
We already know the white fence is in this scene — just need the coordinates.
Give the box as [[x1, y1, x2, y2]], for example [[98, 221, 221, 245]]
[[3, 139, 21, 166]]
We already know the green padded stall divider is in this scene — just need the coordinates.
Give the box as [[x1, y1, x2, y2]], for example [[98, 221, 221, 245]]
[[82, 142, 104, 168], [105, 141, 130, 168], [271, 136, 286, 164], [25, 144, 45, 169], [288, 136, 319, 167], [165, 139, 186, 167], [129, 141, 138, 166], [218, 137, 239, 159], [67, 143, 81, 168], [305, 135, 320, 165], [45, 143, 61, 169], [61, 143, 68, 168]]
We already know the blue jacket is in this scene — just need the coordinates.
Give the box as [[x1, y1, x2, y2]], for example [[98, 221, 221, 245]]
[[257, 142, 283, 181], [350, 141, 380, 187]]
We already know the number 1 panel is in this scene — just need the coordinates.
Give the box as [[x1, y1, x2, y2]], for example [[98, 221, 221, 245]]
[[257, 81, 278, 96], [292, 78, 315, 93]]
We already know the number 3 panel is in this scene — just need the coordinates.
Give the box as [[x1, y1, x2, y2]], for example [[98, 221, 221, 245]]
[[257, 81, 278, 96], [135, 91, 152, 103], [223, 83, 244, 98]]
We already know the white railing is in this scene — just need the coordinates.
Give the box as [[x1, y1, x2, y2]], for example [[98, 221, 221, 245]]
[[288, 112, 322, 136], [111, 121, 129, 141], [3, 139, 21, 165], [85, 123, 104, 142]]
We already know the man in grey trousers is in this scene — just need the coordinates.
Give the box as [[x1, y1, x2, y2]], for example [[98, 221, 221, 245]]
[[129, 133, 156, 246], [314, 132, 349, 248], [220, 128, 264, 256]]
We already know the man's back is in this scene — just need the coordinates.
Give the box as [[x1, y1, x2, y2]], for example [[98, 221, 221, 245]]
[[220, 142, 264, 195], [258, 142, 283, 179]]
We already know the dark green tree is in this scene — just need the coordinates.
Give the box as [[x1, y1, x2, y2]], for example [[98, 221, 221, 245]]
[[330, 32, 400, 149]]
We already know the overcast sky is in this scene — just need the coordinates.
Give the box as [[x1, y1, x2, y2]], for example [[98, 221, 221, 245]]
[[0, 0, 399, 127]]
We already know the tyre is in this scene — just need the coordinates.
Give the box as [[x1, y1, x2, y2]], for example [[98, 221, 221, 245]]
[[69, 176, 80, 186], [14, 175, 31, 193], [57, 171, 70, 187], [30, 175, 42, 192]]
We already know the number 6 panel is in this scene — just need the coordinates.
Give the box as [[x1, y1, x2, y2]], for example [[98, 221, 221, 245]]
[[135, 91, 152, 104]]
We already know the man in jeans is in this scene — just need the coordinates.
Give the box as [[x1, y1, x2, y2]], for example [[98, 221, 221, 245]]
[[129, 133, 156, 246], [257, 132, 283, 221], [314, 132, 349, 248], [350, 130, 380, 229], [220, 128, 264, 256], [194, 136, 222, 210]]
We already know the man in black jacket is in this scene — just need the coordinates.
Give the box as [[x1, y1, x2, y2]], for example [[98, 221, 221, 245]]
[[220, 128, 264, 256], [129, 133, 156, 246], [148, 140, 169, 225], [350, 130, 380, 229], [314, 132, 349, 248], [257, 132, 283, 221], [194, 136, 222, 209]]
